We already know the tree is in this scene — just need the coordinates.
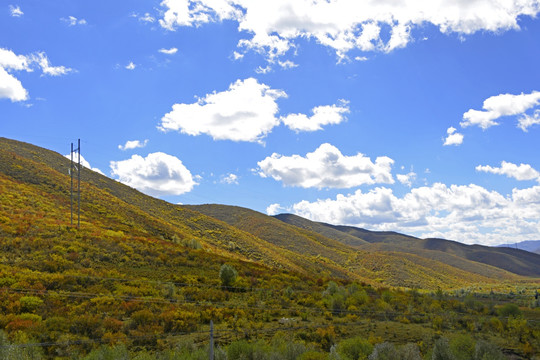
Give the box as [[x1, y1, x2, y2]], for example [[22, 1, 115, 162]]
[[219, 264, 238, 288]]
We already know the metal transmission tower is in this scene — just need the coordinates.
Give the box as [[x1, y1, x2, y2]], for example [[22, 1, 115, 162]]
[[70, 139, 81, 228]]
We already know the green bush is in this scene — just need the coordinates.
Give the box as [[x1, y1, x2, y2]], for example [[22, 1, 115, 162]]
[[219, 264, 238, 288], [337, 336, 373, 360], [83, 344, 129, 360], [449, 334, 475, 360], [19, 296, 43, 313], [497, 303, 521, 318]]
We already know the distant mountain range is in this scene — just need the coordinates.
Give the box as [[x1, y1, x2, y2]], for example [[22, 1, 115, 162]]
[[1, 137, 539, 290], [497, 240, 540, 254]]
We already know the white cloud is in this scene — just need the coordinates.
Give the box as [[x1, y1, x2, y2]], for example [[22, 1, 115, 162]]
[[397, 171, 417, 187], [159, 0, 242, 30], [0, 67, 28, 101], [158, 0, 540, 62], [232, 51, 244, 60], [110, 152, 197, 196], [31, 52, 73, 76], [355, 56, 368, 61], [266, 203, 284, 216], [118, 139, 149, 151], [461, 91, 540, 130], [9, 5, 23, 17], [0, 48, 30, 71], [518, 110, 540, 132], [257, 143, 394, 189], [476, 161, 540, 181], [0, 48, 72, 102], [140, 12, 156, 23], [61, 16, 87, 26], [277, 60, 298, 69], [220, 173, 239, 184], [63, 154, 105, 175], [125, 62, 136, 70], [159, 78, 286, 142], [290, 182, 540, 246], [255, 65, 272, 74], [443, 126, 464, 146], [159, 47, 178, 55], [281, 100, 349, 132]]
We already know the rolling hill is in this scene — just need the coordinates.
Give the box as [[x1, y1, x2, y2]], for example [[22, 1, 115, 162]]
[[274, 213, 540, 278], [1, 137, 538, 289]]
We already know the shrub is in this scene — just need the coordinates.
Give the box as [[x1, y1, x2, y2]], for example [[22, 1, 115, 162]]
[[19, 296, 43, 313], [398, 343, 422, 360], [431, 338, 453, 360], [497, 303, 521, 318], [368, 342, 398, 360], [219, 264, 238, 288], [449, 334, 475, 360], [337, 336, 373, 360], [474, 340, 505, 360], [83, 344, 129, 360]]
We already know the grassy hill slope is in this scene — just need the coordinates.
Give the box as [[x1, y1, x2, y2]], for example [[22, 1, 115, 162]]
[[0, 137, 529, 289], [274, 214, 540, 278], [186, 205, 520, 289]]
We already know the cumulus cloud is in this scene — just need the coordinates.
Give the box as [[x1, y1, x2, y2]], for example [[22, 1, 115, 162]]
[[461, 91, 540, 130], [118, 139, 149, 151], [220, 173, 239, 184], [159, 78, 286, 142], [476, 161, 540, 181], [158, 0, 540, 62], [518, 110, 540, 132], [125, 62, 136, 70], [63, 154, 105, 175], [257, 143, 394, 189], [397, 171, 417, 187], [0, 67, 28, 102], [443, 126, 464, 146], [266, 203, 284, 216], [159, 78, 353, 142], [159, 0, 242, 30], [9, 5, 23, 17], [0, 48, 72, 102], [110, 152, 197, 196], [159, 47, 178, 55], [281, 100, 349, 132], [61, 16, 87, 26], [290, 183, 540, 245]]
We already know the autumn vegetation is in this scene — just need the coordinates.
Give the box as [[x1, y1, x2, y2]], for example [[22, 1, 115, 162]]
[[0, 137, 539, 359]]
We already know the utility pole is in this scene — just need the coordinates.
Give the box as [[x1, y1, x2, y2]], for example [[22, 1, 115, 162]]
[[209, 320, 214, 360], [70, 143, 73, 226], [70, 139, 81, 229], [77, 138, 80, 229]]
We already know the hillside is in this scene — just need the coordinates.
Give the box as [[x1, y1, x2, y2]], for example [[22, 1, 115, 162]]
[[1, 137, 540, 358], [1, 137, 534, 288], [186, 205, 523, 288], [274, 214, 540, 278]]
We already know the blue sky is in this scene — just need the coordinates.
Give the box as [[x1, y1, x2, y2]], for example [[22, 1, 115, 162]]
[[2, 1, 540, 246]]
